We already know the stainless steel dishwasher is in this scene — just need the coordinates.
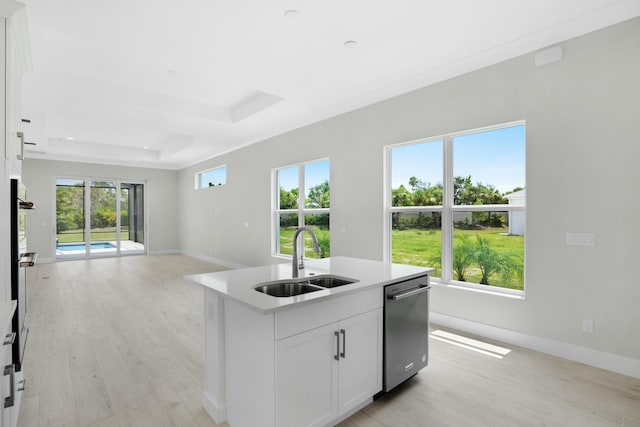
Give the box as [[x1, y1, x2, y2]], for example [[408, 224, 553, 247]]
[[383, 274, 431, 392]]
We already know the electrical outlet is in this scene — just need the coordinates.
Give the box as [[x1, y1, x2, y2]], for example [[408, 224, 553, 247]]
[[582, 319, 594, 333]]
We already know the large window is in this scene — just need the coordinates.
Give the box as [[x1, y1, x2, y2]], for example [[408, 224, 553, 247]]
[[274, 159, 330, 259], [387, 123, 525, 292]]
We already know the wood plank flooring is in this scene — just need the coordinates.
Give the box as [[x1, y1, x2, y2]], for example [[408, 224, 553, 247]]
[[17, 255, 640, 427]]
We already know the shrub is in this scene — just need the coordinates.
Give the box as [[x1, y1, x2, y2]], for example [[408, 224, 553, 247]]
[[470, 236, 523, 285]]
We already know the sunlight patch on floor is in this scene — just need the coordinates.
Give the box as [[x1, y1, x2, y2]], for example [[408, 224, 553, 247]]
[[430, 329, 512, 359]]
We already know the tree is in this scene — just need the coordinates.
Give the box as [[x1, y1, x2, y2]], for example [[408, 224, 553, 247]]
[[395, 175, 507, 208], [279, 187, 298, 209], [306, 180, 330, 208], [392, 184, 413, 207], [453, 176, 508, 205], [56, 184, 85, 232], [408, 176, 425, 192]]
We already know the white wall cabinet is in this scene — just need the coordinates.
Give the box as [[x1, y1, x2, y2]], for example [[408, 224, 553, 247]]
[[4, 17, 23, 178], [0, 3, 31, 427], [2, 4, 29, 180], [275, 308, 382, 427]]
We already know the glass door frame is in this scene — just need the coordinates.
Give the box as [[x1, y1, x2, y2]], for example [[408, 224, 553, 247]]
[[55, 176, 147, 260]]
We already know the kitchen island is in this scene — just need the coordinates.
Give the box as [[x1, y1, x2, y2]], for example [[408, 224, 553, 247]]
[[185, 256, 433, 427]]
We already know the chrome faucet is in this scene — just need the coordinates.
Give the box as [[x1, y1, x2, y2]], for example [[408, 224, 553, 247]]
[[292, 226, 321, 278]]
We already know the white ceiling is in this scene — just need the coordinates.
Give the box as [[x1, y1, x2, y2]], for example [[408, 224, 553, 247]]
[[20, 0, 640, 170]]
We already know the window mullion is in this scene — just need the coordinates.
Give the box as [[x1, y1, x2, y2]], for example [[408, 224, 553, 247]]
[[296, 165, 305, 257], [441, 136, 454, 282]]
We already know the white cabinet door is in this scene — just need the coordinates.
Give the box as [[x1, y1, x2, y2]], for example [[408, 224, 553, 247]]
[[1, 335, 12, 427], [276, 322, 338, 427], [337, 308, 383, 414], [4, 18, 24, 177], [276, 308, 383, 427]]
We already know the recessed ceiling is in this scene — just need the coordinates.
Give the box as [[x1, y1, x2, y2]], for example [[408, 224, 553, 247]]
[[21, 0, 640, 169]]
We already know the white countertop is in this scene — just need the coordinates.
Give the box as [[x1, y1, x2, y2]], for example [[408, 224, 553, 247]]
[[184, 256, 434, 314]]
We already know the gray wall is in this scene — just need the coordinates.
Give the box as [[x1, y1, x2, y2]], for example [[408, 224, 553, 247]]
[[23, 159, 179, 261], [178, 18, 640, 362]]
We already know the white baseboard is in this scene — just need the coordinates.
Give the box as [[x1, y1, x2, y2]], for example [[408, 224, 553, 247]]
[[431, 312, 640, 379], [180, 250, 247, 270], [202, 392, 227, 423], [147, 249, 179, 255]]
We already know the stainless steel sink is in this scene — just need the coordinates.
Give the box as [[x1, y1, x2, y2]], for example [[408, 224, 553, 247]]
[[307, 275, 357, 288], [254, 281, 323, 297], [254, 275, 358, 297]]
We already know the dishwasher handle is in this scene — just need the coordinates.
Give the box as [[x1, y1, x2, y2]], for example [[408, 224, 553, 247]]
[[388, 284, 430, 301]]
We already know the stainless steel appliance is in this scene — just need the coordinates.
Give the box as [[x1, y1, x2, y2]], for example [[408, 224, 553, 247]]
[[383, 275, 430, 392], [10, 178, 35, 372]]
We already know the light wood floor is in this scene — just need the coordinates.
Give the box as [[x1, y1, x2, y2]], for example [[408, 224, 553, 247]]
[[17, 255, 640, 427]]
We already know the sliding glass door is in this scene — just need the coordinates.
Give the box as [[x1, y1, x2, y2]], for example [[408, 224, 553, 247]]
[[120, 182, 145, 255], [90, 180, 118, 256], [55, 178, 87, 256], [56, 178, 145, 259]]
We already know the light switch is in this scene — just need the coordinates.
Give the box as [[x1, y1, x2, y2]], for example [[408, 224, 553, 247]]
[[566, 233, 595, 246]]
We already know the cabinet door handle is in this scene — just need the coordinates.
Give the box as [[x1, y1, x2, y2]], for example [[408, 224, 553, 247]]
[[4, 364, 15, 408], [17, 379, 25, 392], [334, 331, 340, 361], [340, 329, 346, 359], [3, 332, 16, 346]]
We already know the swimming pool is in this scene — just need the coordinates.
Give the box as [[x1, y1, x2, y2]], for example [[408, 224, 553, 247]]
[[57, 242, 116, 251]]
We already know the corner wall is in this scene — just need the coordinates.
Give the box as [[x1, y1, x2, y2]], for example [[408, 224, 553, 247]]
[[178, 18, 640, 369]]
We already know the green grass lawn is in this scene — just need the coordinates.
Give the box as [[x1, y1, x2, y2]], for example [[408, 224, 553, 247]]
[[279, 227, 330, 258], [279, 225, 523, 291], [392, 227, 524, 290], [57, 227, 129, 244]]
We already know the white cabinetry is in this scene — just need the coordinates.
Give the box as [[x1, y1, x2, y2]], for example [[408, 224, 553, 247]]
[[220, 286, 383, 427], [0, 4, 30, 426], [2, 4, 30, 179], [0, 301, 17, 427], [276, 309, 382, 427], [276, 322, 337, 427], [336, 309, 382, 414]]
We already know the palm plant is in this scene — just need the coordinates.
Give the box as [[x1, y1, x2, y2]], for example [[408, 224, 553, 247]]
[[452, 234, 475, 281], [471, 236, 523, 285], [311, 228, 330, 258]]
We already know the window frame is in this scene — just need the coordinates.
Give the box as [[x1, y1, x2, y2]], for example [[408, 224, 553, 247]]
[[384, 121, 525, 296], [272, 158, 330, 259], [195, 165, 227, 190]]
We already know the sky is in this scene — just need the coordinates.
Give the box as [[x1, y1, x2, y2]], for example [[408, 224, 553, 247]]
[[391, 124, 525, 194], [278, 160, 329, 194], [277, 125, 525, 195], [199, 166, 227, 187]]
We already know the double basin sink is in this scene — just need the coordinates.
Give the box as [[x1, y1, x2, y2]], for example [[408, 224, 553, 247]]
[[255, 275, 357, 297]]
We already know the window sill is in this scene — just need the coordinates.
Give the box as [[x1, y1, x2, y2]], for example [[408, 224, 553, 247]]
[[272, 253, 291, 262], [431, 279, 525, 300]]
